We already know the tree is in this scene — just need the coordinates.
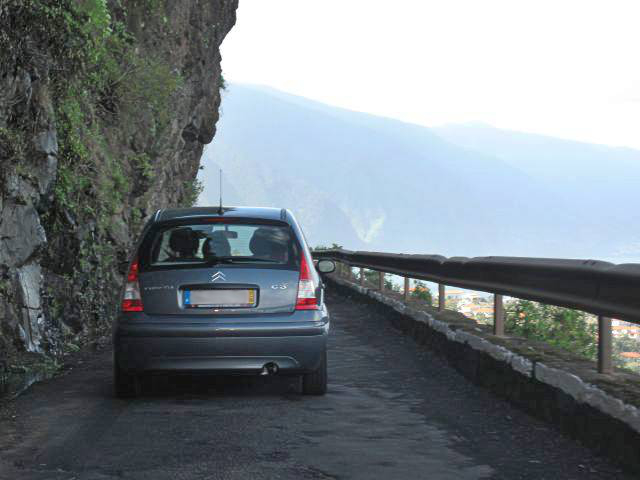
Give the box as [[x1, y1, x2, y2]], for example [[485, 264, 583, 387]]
[[313, 243, 343, 251], [505, 300, 597, 360], [410, 281, 433, 306], [613, 335, 640, 371]]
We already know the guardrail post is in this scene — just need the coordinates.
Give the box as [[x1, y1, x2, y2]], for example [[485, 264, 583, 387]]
[[598, 316, 613, 374], [378, 271, 385, 291], [494, 294, 505, 336], [404, 277, 410, 302], [359, 268, 365, 286], [438, 284, 445, 312]]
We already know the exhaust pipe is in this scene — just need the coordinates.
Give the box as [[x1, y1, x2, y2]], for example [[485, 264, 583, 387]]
[[260, 362, 279, 376]]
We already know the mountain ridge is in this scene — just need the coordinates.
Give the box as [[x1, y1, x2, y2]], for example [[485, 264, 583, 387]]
[[199, 84, 639, 261]]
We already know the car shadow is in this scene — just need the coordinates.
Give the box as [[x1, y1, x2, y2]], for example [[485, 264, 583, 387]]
[[131, 373, 302, 399]]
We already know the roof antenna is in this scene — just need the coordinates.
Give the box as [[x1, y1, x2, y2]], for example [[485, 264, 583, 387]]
[[218, 168, 224, 214]]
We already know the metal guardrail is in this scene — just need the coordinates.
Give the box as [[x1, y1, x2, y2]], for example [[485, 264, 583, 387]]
[[312, 249, 640, 374]]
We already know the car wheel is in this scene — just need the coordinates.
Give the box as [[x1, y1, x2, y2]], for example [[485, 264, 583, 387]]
[[114, 358, 139, 398], [302, 349, 327, 395]]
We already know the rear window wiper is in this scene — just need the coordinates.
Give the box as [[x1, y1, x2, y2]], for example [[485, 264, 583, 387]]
[[214, 256, 281, 263]]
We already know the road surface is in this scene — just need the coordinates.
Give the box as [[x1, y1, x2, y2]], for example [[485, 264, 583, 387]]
[[0, 288, 631, 479]]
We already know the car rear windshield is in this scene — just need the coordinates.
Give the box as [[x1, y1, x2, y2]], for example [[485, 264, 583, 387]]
[[144, 221, 299, 268]]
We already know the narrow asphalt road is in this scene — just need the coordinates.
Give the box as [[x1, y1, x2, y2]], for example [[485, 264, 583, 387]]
[[0, 287, 632, 480]]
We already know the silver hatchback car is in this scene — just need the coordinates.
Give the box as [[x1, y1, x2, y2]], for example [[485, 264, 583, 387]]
[[113, 207, 335, 397]]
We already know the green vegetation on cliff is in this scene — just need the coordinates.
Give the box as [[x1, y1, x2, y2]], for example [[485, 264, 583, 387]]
[[0, 0, 237, 363], [2, 0, 182, 347]]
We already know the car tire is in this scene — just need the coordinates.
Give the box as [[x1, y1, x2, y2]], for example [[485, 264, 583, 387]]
[[114, 358, 139, 398], [302, 349, 327, 395]]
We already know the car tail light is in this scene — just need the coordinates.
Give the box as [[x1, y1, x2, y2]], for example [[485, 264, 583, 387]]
[[296, 255, 319, 310], [121, 258, 144, 312]]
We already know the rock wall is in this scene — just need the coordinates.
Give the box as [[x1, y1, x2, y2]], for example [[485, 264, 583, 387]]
[[0, 0, 237, 363]]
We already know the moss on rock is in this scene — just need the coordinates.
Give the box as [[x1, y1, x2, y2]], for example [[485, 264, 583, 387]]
[[0, 0, 238, 366]]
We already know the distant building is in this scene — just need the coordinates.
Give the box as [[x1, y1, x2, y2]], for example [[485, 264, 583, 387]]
[[612, 320, 640, 338], [620, 352, 640, 359]]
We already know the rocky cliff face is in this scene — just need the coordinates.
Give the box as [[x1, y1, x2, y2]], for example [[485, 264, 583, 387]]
[[0, 0, 237, 364]]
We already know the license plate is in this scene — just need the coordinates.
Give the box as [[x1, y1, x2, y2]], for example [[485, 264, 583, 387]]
[[184, 289, 256, 308]]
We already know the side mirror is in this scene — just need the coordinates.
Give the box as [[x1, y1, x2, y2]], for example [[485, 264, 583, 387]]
[[117, 260, 130, 275], [316, 259, 336, 274]]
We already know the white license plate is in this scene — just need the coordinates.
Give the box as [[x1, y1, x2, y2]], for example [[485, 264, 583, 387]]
[[184, 289, 256, 308]]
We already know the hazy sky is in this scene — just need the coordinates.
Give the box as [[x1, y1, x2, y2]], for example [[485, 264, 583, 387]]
[[221, 0, 640, 149]]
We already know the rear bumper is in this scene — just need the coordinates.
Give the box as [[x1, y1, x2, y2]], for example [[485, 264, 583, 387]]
[[113, 311, 329, 375]]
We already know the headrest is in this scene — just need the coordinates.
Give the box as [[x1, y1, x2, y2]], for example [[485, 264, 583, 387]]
[[249, 227, 288, 257], [203, 230, 231, 258], [168, 228, 199, 257]]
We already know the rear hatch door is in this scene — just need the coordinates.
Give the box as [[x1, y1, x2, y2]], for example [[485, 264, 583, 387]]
[[137, 219, 302, 316], [139, 266, 300, 315]]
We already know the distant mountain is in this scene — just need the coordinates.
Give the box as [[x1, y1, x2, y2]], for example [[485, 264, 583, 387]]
[[434, 123, 640, 261], [198, 84, 640, 260]]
